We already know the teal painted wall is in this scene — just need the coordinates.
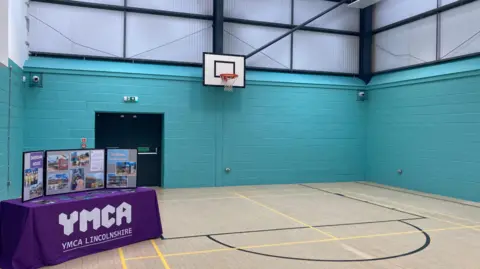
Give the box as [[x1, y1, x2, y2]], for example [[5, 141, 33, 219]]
[[0, 60, 25, 200], [23, 57, 366, 189], [0, 63, 8, 200], [366, 57, 480, 202], [9, 60, 25, 200]]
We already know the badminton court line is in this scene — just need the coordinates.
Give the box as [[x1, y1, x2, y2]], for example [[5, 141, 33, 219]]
[[158, 192, 320, 203], [163, 217, 424, 241], [161, 223, 480, 258], [151, 239, 172, 269], [118, 248, 128, 269], [299, 184, 425, 218], [355, 182, 480, 209], [331, 188, 480, 225], [323, 188, 480, 232], [234, 192, 337, 239]]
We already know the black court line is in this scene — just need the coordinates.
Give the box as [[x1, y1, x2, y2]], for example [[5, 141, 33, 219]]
[[355, 181, 480, 209], [207, 220, 430, 262], [162, 217, 425, 240], [298, 184, 426, 219]]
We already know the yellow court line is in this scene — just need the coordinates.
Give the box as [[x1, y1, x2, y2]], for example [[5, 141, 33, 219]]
[[163, 224, 480, 258], [125, 255, 159, 261], [151, 240, 172, 269], [247, 192, 320, 198], [118, 248, 128, 269], [158, 196, 240, 202], [234, 192, 337, 239], [158, 191, 320, 203], [328, 189, 480, 232]]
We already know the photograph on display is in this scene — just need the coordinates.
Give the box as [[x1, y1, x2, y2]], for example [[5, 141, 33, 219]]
[[86, 173, 104, 189], [106, 149, 137, 188], [70, 168, 85, 191], [70, 151, 90, 167], [47, 173, 69, 194], [45, 149, 105, 196], [22, 151, 45, 202], [115, 162, 137, 176], [47, 154, 68, 172], [107, 173, 128, 188]]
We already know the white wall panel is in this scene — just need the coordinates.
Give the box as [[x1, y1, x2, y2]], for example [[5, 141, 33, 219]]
[[373, 16, 436, 72], [9, 0, 29, 67], [440, 0, 460, 6], [294, 0, 359, 32], [223, 23, 290, 69], [126, 13, 212, 63], [72, 0, 123, 5], [225, 0, 291, 24], [29, 2, 124, 57], [440, 0, 480, 59], [293, 31, 359, 73], [0, 0, 8, 67], [374, 0, 436, 29], [128, 0, 213, 15]]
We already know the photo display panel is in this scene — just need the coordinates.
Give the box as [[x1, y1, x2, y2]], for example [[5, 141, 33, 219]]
[[106, 149, 137, 188], [22, 151, 45, 202], [46, 149, 105, 196]]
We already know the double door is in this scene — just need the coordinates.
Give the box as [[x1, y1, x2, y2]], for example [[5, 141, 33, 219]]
[[95, 113, 163, 187]]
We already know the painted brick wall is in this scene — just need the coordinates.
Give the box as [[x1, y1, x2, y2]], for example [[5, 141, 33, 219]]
[[367, 57, 480, 202], [8, 60, 24, 199], [23, 57, 365, 189], [220, 83, 365, 186]]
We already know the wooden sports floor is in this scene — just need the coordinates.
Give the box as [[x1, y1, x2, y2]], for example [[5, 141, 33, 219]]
[[45, 182, 480, 269]]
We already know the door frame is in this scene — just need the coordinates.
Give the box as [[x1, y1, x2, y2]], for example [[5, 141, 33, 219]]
[[94, 111, 165, 187]]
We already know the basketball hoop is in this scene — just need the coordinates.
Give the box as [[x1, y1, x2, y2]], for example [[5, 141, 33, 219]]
[[220, 73, 238, 92]]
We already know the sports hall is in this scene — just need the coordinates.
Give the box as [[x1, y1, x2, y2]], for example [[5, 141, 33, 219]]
[[1, 0, 480, 268]]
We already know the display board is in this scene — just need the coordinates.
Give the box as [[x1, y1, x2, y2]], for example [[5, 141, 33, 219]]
[[22, 151, 45, 202], [46, 149, 105, 196], [106, 149, 138, 188]]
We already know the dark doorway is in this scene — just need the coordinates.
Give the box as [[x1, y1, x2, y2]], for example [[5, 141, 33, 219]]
[[95, 113, 164, 187]]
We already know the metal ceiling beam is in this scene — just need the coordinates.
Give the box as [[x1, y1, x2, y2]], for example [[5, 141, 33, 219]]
[[31, 0, 213, 20], [245, 0, 349, 59], [359, 5, 373, 83], [213, 0, 224, 53], [224, 17, 359, 36]]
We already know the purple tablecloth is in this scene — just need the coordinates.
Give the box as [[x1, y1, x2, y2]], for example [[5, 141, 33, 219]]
[[0, 188, 163, 269]]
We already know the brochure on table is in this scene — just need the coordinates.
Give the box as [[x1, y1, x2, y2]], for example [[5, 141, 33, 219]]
[[22, 151, 45, 202], [46, 149, 105, 196], [106, 149, 138, 188]]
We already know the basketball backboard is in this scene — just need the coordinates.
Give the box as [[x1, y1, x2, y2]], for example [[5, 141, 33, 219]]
[[203, 53, 246, 88]]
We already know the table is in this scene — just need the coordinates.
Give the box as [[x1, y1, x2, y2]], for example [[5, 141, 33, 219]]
[[0, 187, 163, 269]]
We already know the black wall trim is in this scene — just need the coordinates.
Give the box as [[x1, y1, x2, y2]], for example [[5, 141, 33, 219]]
[[31, 0, 213, 20], [29, 52, 360, 78], [29, 51, 203, 67]]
